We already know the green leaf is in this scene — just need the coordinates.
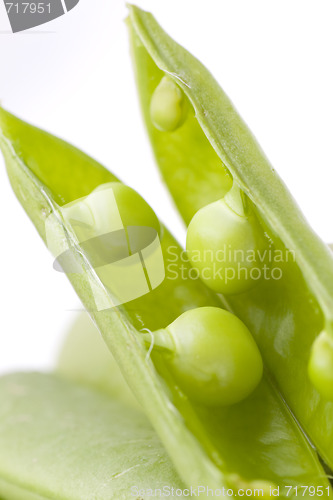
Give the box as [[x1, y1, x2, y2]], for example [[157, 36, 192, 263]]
[[0, 372, 184, 499], [0, 108, 331, 494], [127, 4, 333, 470]]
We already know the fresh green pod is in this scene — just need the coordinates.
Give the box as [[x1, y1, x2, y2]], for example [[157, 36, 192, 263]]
[[186, 184, 269, 295], [0, 372, 184, 499], [128, 4, 333, 471], [144, 307, 263, 407], [150, 75, 188, 132], [1, 91, 331, 494]]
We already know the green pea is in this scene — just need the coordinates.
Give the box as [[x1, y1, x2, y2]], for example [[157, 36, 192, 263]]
[[63, 181, 160, 240], [150, 76, 188, 132], [308, 330, 333, 400], [186, 184, 268, 295], [145, 306, 263, 407], [59, 182, 162, 300]]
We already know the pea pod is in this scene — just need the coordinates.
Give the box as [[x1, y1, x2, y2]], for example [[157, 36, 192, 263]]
[[127, 4, 333, 470], [0, 107, 331, 495], [0, 372, 184, 499]]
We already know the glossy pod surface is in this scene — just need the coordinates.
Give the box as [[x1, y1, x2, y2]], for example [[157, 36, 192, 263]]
[[127, 2, 333, 476]]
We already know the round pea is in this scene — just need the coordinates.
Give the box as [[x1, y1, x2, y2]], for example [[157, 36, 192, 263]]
[[186, 198, 267, 295], [89, 182, 160, 235], [60, 182, 162, 304], [157, 306, 263, 407], [150, 76, 188, 132], [308, 330, 333, 400], [63, 182, 160, 240]]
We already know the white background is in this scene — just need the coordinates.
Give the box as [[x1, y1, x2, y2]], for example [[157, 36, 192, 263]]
[[0, 0, 332, 374]]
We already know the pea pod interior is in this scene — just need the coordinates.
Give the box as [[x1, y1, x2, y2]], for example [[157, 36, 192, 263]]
[[127, 4, 333, 471], [0, 94, 331, 496]]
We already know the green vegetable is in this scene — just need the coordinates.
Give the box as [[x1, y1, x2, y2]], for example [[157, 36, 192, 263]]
[[1, 105, 330, 495], [0, 372, 184, 499], [128, 3, 333, 471], [143, 307, 263, 406], [308, 330, 333, 400], [55, 180, 162, 305], [62, 181, 160, 242], [150, 76, 188, 132], [186, 183, 269, 294]]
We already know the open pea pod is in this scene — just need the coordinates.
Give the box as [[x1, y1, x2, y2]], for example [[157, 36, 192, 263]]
[[0, 106, 331, 497], [127, 4, 333, 471]]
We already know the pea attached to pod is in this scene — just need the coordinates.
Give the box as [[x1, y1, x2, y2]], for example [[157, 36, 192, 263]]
[[150, 76, 188, 132], [58, 182, 163, 304], [186, 182, 268, 295], [63, 182, 160, 239], [142, 306, 263, 407], [308, 329, 333, 400]]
